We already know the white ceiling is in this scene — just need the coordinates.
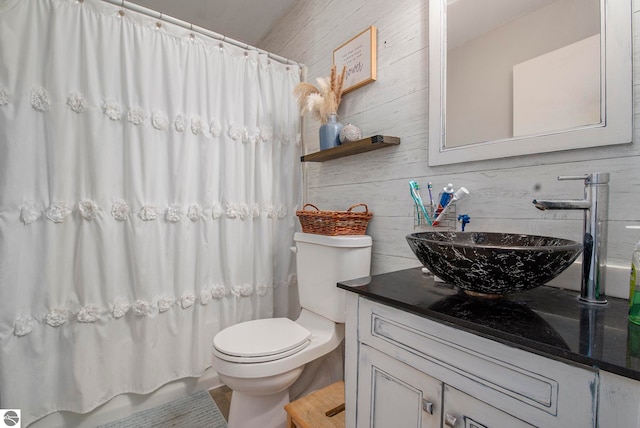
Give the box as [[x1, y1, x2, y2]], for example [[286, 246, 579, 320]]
[[128, 0, 298, 46]]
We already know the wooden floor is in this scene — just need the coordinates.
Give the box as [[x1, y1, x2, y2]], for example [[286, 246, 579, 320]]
[[209, 385, 232, 422]]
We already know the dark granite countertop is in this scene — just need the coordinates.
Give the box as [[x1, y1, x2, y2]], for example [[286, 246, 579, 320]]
[[338, 267, 640, 381]]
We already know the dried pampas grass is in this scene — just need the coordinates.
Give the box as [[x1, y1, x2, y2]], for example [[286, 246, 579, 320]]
[[293, 65, 346, 124]]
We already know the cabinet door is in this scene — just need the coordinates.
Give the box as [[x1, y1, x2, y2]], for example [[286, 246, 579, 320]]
[[442, 384, 535, 428], [358, 344, 442, 428]]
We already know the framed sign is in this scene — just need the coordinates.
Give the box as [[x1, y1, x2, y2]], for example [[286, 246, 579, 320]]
[[333, 26, 377, 94]]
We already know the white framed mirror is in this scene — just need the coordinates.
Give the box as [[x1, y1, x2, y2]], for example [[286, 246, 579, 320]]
[[428, 0, 632, 166]]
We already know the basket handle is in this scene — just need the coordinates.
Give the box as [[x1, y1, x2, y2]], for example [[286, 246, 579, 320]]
[[302, 203, 320, 212], [347, 203, 369, 213]]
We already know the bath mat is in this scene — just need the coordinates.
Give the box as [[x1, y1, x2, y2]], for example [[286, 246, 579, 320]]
[[96, 390, 227, 428]]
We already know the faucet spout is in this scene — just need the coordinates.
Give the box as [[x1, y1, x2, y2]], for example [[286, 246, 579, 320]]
[[532, 199, 591, 211], [533, 173, 609, 304]]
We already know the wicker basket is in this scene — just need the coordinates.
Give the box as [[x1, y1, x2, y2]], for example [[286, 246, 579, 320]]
[[296, 203, 373, 236]]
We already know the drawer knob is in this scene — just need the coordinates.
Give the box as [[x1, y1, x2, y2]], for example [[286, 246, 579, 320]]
[[422, 399, 434, 414], [445, 413, 458, 427]]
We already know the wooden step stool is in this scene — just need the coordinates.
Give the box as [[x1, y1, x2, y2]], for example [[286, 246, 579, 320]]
[[284, 381, 346, 428]]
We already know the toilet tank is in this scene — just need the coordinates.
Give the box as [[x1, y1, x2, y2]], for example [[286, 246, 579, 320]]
[[294, 232, 372, 323]]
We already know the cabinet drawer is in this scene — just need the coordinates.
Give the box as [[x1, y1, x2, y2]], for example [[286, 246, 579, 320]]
[[358, 298, 597, 427]]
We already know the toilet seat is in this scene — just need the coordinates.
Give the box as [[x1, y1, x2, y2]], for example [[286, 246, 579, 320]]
[[213, 318, 311, 363]]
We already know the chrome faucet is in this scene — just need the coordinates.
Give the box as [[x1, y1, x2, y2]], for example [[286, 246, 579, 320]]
[[532, 173, 609, 304]]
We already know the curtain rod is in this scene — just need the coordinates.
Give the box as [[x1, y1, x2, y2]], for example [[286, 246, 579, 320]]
[[100, 0, 303, 68]]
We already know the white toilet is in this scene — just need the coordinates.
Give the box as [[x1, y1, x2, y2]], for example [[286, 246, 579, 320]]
[[211, 232, 372, 428]]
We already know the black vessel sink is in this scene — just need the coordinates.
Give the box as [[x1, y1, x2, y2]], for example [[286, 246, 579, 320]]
[[406, 232, 582, 297]]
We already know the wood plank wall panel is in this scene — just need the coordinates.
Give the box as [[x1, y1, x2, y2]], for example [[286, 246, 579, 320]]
[[260, 0, 640, 277]]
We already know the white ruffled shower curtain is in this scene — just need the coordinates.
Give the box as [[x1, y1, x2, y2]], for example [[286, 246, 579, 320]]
[[0, 0, 302, 424]]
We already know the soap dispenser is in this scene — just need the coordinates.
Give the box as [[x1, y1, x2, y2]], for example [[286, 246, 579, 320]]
[[628, 226, 640, 324]]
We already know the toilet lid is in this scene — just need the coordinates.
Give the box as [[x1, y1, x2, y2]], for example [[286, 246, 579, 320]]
[[213, 318, 311, 361]]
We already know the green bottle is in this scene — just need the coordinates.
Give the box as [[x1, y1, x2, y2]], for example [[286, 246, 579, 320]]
[[627, 321, 640, 370], [629, 239, 640, 325]]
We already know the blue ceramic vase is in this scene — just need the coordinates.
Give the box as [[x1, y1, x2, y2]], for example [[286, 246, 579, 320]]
[[319, 113, 343, 150]]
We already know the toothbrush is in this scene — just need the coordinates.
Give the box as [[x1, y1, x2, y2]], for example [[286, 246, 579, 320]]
[[434, 187, 469, 224], [427, 182, 434, 207], [410, 181, 433, 226], [411, 181, 432, 225], [409, 181, 423, 223]]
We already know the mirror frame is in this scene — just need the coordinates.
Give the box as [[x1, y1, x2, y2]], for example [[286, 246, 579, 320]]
[[428, 0, 633, 166]]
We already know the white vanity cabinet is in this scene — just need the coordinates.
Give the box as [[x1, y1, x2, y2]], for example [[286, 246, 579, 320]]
[[344, 294, 599, 427]]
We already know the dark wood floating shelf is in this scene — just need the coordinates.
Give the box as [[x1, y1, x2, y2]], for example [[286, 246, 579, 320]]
[[300, 135, 400, 162]]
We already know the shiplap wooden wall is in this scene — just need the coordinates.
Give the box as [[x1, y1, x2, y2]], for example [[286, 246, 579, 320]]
[[259, 0, 640, 278]]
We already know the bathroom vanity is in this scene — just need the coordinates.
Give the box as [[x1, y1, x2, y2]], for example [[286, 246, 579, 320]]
[[339, 268, 640, 427]]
